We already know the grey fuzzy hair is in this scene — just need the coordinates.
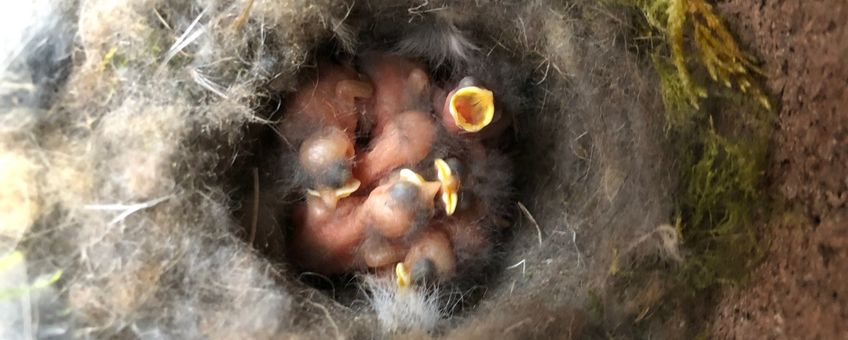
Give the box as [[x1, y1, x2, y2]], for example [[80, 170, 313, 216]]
[[394, 19, 479, 68]]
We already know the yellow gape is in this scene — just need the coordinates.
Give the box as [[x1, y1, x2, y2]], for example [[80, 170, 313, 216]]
[[399, 168, 426, 185], [434, 159, 459, 216], [449, 86, 495, 132], [306, 178, 361, 208], [395, 262, 411, 288]]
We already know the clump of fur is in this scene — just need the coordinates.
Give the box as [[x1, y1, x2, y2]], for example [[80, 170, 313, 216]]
[[364, 275, 443, 333], [394, 16, 479, 69]]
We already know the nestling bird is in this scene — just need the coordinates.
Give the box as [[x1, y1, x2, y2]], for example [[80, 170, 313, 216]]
[[357, 53, 432, 135], [358, 169, 442, 240], [410, 134, 513, 281], [352, 53, 439, 188], [288, 169, 442, 275], [284, 52, 513, 293], [279, 61, 373, 207], [395, 156, 500, 287], [288, 194, 368, 275], [395, 226, 457, 287], [354, 110, 437, 188], [356, 168, 446, 273]]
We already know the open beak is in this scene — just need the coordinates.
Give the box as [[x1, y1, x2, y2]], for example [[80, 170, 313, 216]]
[[448, 85, 495, 132], [395, 262, 411, 289], [399, 168, 426, 185], [307, 178, 361, 208], [434, 159, 459, 216], [399, 168, 441, 204]]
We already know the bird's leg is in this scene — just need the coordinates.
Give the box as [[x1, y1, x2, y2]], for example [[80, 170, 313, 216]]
[[404, 68, 430, 105], [333, 79, 373, 128], [335, 79, 374, 102]]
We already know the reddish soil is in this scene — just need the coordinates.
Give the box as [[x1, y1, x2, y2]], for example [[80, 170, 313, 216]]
[[711, 0, 848, 338]]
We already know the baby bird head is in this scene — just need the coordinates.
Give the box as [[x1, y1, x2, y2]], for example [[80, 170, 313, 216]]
[[367, 169, 441, 239], [299, 127, 360, 208]]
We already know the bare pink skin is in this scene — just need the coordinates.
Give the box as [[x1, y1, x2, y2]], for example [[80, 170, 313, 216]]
[[354, 110, 437, 187], [370, 179, 439, 238], [403, 227, 457, 282], [359, 53, 432, 135], [289, 196, 368, 275], [280, 62, 373, 141], [431, 85, 459, 133], [431, 84, 471, 135], [353, 54, 436, 188], [288, 57, 501, 284], [400, 142, 495, 283], [298, 127, 354, 177], [289, 174, 440, 275], [279, 61, 372, 203], [290, 179, 490, 282], [360, 235, 407, 269]]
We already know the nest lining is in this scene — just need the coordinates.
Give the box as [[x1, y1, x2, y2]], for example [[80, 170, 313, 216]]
[[0, 0, 677, 338]]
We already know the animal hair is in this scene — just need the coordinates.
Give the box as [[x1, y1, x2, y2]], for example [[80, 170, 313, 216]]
[[0, 0, 674, 338]]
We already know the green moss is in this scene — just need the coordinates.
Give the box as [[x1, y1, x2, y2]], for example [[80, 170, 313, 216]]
[[617, 0, 770, 110], [653, 54, 699, 129], [600, 0, 775, 336], [674, 116, 768, 291], [618, 0, 772, 292]]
